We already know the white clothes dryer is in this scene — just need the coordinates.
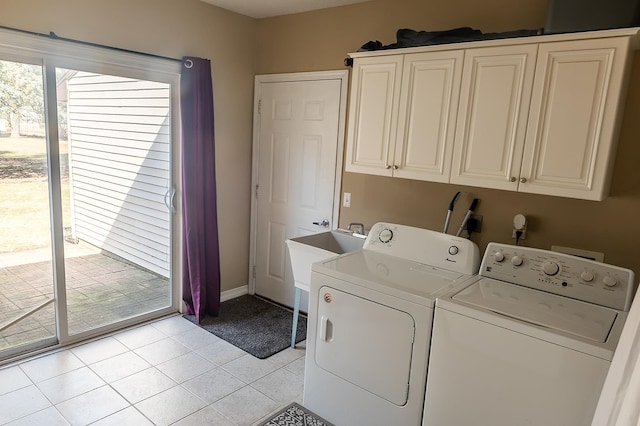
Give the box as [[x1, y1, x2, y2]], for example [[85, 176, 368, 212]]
[[304, 222, 480, 426], [424, 242, 636, 426]]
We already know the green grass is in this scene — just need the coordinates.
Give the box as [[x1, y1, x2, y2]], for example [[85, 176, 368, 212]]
[[0, 136, 71, 253]]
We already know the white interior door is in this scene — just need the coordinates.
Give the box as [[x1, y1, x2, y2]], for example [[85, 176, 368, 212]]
[[251, 72, 347, 309]]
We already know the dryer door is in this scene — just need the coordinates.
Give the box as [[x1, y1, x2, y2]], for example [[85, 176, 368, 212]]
[[315, 285, 415, 405]]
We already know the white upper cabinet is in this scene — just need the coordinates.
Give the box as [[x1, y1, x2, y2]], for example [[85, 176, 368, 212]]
[[345, 56, 403, 177], [393, 51, 463, 182], [345, 52, 463, 182], [450, 44, 538, 190], [520, 37, 633, 200], [345, 28, 638, 200]]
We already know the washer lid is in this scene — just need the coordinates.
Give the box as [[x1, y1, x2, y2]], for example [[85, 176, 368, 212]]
[[453, 278, 619, 342], [314, 250, 469, 306]]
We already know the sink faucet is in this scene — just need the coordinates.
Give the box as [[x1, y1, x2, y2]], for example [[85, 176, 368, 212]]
[[348, 222, 365, 235]]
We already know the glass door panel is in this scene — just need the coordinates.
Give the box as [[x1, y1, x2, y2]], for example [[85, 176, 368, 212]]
[[56, 68, 173, 336], [1, 49, 177, 364], [0, 59, 57, 357]]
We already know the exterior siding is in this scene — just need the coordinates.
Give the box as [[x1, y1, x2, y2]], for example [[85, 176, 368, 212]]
[[66, 72, 171, 278]]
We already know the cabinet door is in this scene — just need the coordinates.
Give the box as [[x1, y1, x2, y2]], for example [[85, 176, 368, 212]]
[[393, 51, 463, 182], [520, 38, 632, 200], [345, 56, 403, 176], [451, 45, 537, 190]]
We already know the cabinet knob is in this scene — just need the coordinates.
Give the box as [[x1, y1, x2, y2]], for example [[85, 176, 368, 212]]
[[385, 165, 392, 169], [393, 165, 399, 170], [520, 177, 527, 183], [510, 176, 517, 182]]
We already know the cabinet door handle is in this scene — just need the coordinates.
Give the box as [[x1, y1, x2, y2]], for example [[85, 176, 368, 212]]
[[393, 165, 399, 170], [385, 165, 391, 169], [520, 177, 527, 183], [510, 176, 517, 182]]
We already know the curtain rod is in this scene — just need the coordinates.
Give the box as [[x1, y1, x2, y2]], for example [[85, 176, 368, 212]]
[[0, 24, 183, 63]]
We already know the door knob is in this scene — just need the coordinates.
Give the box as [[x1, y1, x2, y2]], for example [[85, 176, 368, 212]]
[[313, 219, 330, 228]]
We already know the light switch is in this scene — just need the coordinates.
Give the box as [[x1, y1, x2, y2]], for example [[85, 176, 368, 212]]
[[343, 192, 351, 208]]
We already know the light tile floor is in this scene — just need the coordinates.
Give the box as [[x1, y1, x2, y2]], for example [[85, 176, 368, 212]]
[[0, 315, 306, 426]]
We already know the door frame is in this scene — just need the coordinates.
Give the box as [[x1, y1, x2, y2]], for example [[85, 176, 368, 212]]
[[248, 70, 349, 296]]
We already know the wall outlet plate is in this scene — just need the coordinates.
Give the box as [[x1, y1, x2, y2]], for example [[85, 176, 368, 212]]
[[470, 214, 482, 233], [512, 229, 526, 240]]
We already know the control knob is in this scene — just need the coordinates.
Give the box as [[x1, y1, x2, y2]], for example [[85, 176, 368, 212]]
[[542, 260, 560, 276], [580, 270, 595, 282], [378, 228, 394, 244], [603, 276, 617, 287], [449, 246, 459, 255], [511, 255, 524, 266], [493, 252, 505, 262]]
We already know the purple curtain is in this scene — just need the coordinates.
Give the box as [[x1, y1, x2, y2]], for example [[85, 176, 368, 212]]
[[180, 57, 220, 322]]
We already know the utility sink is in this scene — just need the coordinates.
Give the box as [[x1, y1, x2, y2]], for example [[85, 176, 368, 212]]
[[286, 229, 365, 348], [286, 230, 365, 292]]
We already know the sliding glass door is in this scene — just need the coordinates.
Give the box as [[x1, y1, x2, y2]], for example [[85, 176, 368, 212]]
[[0, 34, 181, 362], [57, 67, 174, 336], [0, 59, 57, 356]]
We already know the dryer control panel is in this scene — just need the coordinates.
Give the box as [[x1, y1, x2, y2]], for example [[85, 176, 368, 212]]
[[363, 222, 480, 275], [481, 243, 636, 311]]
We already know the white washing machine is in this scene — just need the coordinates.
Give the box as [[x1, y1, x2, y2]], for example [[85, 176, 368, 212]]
[[424, 242, 636, 426], [304, 222, 480, 426]]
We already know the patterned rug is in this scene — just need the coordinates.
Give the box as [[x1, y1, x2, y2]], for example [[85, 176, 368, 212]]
[[183, 295, 307, 359], [256, 402, 334, 426]]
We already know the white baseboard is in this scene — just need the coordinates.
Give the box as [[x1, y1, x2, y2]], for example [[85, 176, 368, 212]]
[[221, 285, 249, 302]]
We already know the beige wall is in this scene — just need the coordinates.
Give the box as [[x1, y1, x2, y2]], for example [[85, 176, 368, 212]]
[[0, 0, 257, 292], [3, 0, 638, 294], [256, 0, 640, 276]]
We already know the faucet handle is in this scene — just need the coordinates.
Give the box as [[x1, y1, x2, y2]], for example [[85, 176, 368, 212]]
[[348, 222, 365, 235]]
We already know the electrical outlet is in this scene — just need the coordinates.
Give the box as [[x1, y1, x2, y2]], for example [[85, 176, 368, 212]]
[[343, 192, 351, 208], [512, 229, 526, 240], [512, 213, 527, 240], [469, 214, 482, 233]]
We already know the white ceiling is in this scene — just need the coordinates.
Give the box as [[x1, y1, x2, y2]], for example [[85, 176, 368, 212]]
[[201, 0, 373, 19]]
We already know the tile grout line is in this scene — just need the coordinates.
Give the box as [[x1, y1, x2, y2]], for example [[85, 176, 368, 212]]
[[2, 316, 305, 426]]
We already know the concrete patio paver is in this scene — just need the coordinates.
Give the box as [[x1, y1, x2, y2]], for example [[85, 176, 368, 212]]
[[0, 242, 171, 356]]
